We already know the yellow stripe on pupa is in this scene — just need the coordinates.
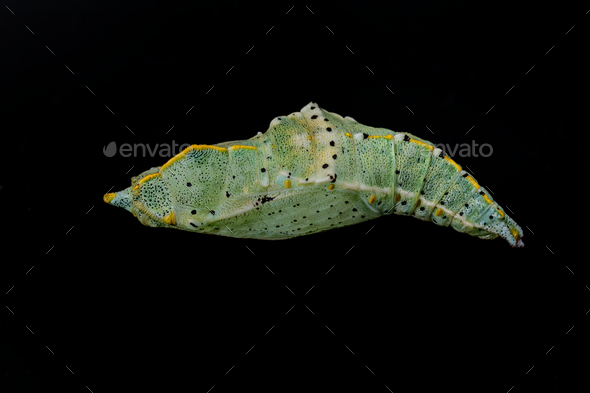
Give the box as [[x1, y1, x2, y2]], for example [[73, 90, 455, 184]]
[[229, 145, 257, 151], [138, 173, 161, 186], [409, 137, 434, 150], [444, 156, 462, 171], [103, 193, 116, 204], [162, 211, 176, 225], [160, 144, 229, 172]]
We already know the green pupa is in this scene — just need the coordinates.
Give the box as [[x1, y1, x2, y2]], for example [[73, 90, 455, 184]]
[[104, 102, 524, 247]]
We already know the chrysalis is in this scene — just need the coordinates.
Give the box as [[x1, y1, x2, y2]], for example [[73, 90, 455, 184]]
[[104, 102, 524, 247]]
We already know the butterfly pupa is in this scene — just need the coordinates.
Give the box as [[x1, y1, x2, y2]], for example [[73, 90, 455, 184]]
[[104, 102, 524, 248]]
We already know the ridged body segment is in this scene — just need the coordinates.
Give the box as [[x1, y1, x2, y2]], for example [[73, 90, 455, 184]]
[[104, 102, 524, 247]]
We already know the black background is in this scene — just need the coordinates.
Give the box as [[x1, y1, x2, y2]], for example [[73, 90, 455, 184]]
[[2, 2, 590, 393]]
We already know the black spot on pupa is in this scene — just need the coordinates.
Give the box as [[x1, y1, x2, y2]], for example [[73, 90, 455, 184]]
[[459, 212, 464, 216], [261, 195, 275, 204], [190, 223, 198, 228], [322, 163, 329, 169], [432, 218, 438, 223], [361, 215, 365, 218], [191, 210, 196, 215], [403, 135, 410, 141], [345, 201, 349, 204], [444, 192, 449, 195], [420, 207, 425, 211], [187, 182, 192, 187], [439, 151, 445, 158], [489, 215, 494, 219], [401, 201, 407, 205], [311, 106, 315, 109], [465, 203, 469, 208], [479, 191, 485, 196], [442, 216, 447, 219], [440, 201, 445, 205], [327, 127, 332, 132], [395, 170, 400, 174], [232, 175, 235, 179], [261, 168, 266, 173], [353, 208, 357, 211], [332, 154, 337, 159], [226, 191, 230, 198], [463, 173, 469, 178], [311, 115, 318, 119], [363, 133, 369, 139], [330, 141, 335, 146], [324, 118, 329, 122], [210, 210, 215, 215], [331, 174, 337, 183]]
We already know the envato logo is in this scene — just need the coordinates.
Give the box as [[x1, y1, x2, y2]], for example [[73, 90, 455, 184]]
[[103, 140, 493, 158], [435, 141, 493, 157], [103, 141, 192, 158]]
